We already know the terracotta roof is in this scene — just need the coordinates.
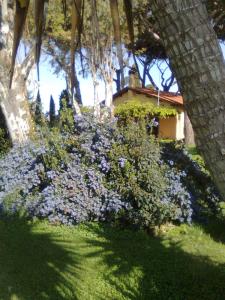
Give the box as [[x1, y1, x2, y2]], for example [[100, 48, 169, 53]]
[[113, 87, 183, 106]]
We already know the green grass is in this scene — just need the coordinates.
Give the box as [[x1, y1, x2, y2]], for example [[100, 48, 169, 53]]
[[0, 217, 225, 300]]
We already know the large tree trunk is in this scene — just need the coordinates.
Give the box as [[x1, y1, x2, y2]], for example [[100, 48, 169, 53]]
[[0, 79, 33, 143], [0, 0, 33, 144], [151, 0, 225, 198]]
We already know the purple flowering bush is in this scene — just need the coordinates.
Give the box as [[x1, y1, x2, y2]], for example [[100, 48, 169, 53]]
[[0, 121, 127, 225], [106, 122, 194, 227], [160, 142, 220, 214], [0, 113, 220, 227]]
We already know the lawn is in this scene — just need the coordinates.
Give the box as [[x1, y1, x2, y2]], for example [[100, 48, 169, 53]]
[[0, 217, 225, 300]]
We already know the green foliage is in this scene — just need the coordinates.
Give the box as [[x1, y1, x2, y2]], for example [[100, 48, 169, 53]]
[[59, 90, 70, 110], [115, 100, 177, 124], [0, 115, 218, 228], [0, 128, 11, 156], [58, 90, 75, 133], [59, 99, 75, 133], [160, 141, 220, 213], [107, 121, 191, 227], [0, 108, 11, 156], [49, 95, 56, 128], [218, 202, 225, 218], [187, 146, 209, 174], [34, 90, 46, 126], [41, 128, 71, 170], [1, 190, 20, 213]]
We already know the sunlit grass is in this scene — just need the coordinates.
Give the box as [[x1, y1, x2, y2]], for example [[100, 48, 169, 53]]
[[0, 217, 225, 300]]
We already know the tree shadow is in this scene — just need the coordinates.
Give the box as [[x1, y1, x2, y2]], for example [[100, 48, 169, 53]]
[[198, 216, 225, 245], [0, 216, 80, 300], [84, 224, 225, 300]]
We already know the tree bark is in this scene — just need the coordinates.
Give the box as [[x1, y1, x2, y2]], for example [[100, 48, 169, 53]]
[[151, 0, 225, 198], [109, 0, 125, 89], [0, 0, 33, 144], [105, 79, 113, 109]]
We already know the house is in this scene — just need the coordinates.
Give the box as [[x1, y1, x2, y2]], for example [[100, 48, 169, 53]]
[[113, 77, 194, 142]]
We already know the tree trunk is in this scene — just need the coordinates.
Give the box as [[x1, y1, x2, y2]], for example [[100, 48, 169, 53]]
[[0, 81, 33, 143], [114, 69, 121, 92], [109, 0, 125, 88], [105, 79, 113, 109], [93, 80, 100, 119], [151, 0, 225, 198], [0, 0, 33, 144]]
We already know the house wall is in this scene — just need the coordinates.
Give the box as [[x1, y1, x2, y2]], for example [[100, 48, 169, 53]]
[[176, 112, 185, 140], [114, 91, 169, 107], [159, 117, 177, 139], [114, 91, 185, 140]]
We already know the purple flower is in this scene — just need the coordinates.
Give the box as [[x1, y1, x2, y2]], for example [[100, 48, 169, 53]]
[[118, 157, 126, 168]]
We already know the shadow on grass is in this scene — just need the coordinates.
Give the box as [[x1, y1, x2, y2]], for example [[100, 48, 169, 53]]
[[0, 215, 79, 300], [199, 216, 225, 245], [85, 224, 225, 300]]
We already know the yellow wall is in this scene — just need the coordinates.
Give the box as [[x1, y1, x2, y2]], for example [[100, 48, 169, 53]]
[[114, 91, 185, 140], [159, 117, 177, 139], [114, 90, 170, 107], [176, 112, 185, 140]]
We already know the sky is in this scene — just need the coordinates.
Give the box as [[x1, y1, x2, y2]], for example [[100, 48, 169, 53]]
[[34, 43, 225, 113]]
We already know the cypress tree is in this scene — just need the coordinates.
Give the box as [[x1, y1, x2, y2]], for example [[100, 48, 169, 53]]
[[35, 90, 43, 125], [49, 95, 56, 127], [59, 89, 71, 113]]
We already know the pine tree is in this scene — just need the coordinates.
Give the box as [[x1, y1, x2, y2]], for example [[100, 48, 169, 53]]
[[49, 95, 56, 127]]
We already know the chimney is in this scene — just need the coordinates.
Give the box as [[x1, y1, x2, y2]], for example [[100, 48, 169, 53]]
[[129, 66, 141, 88]]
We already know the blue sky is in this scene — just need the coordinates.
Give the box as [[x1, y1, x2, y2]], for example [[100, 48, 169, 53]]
[[37, 43, 225, 113]]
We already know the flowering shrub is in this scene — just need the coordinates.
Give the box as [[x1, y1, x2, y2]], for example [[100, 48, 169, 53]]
[[107, 122, 193, 227], [0, 137, 127, 225], [160, 142, 220, 213], [0, 113, 220, 227]]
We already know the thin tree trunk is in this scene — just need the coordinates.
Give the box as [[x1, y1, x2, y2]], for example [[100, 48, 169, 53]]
[[74, 71, 82, 105], [151, 0, 225, 197], [105, 79, 113, 109], [115, 69, 121, 91], [109, 0, 125, 88], [93, 80, 100, 119]]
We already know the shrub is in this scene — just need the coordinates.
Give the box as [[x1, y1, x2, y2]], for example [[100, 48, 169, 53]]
[[160, 142, 220, 214], [107, 122, 193, 227], [0, 125, 127, 225], [0, 113, 220, 228], [0, 128, 11, 156], [114, 100, 177, 125]]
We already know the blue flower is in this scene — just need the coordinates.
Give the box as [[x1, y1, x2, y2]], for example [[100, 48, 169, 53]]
[[118, 157, 126, 168]]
